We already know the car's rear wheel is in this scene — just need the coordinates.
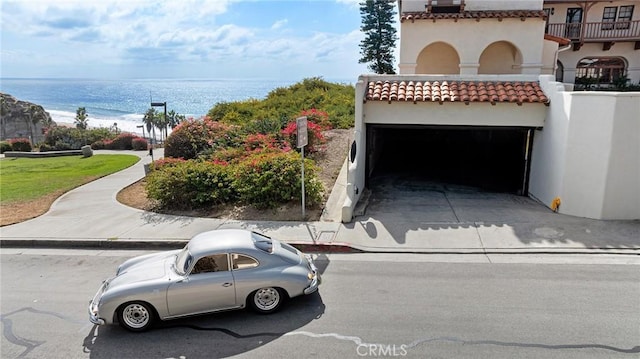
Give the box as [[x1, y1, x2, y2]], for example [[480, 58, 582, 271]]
[[249, 287, 283, 314], [118, 301, 155, 332]]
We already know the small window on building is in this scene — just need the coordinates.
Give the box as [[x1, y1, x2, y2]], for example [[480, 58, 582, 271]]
[[602, 7, 617, 30], [427, 0, 464, 14], [574, 57, 626, 90], [617, 6, 634, 29]]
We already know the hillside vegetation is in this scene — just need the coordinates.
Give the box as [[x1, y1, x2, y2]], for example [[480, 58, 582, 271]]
[[207, 77, 356, 129]]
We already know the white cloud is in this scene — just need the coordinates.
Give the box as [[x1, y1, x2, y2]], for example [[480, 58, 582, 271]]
[[1, 0, 370, 79], [271, 19, 288, 30]]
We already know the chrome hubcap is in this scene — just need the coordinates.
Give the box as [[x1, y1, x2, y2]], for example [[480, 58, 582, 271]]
[[122, 303, 149, 329], [254, 288, 279, 311]]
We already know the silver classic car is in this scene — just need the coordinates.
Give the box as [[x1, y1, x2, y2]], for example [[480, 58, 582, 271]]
[[89, 229, 320, 331]]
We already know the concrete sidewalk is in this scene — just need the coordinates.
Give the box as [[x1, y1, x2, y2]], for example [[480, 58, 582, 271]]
[[1, 150, 638, 254]]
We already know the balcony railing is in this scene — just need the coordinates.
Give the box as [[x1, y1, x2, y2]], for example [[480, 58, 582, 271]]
[[546, 20, 640, 42]]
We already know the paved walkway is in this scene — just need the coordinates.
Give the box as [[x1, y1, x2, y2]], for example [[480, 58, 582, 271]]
[[1, 150, 639, 254]]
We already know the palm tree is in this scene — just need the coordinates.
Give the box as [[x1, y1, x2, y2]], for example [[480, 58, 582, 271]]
[[154, 111, 169, 142], [143, 108, 156, 142], [0, 96, 9, 140], [22, 105, 45, 145], [75, 107, 89, 130]]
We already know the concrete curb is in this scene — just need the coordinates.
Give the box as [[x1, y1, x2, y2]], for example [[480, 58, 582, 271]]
[[2, 238, 637, 255]]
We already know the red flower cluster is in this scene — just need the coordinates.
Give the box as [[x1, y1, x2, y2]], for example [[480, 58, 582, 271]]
[[297, 108, 331, 130]]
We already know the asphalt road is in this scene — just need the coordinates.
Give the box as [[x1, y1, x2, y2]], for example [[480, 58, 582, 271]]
[[1, 249, 638, 359]]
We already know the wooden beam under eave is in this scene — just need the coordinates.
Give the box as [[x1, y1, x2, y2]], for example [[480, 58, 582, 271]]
[[635, 41, 640, 50], [573, 42, 583, 51], [602, 42, 614, 51]]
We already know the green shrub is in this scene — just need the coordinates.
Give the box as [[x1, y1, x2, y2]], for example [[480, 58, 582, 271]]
[[91, 140, 106, 150], [233, 151, 323, 209], [0, 141, 11, 153], [164, 118, 242, 159], [244, 117, 287, 135], [207, 77, 355, 129], [44, 126, 116, 150], [9, 138, 32, 152], [205, 147, 247, 164], [146, 160, 236, 209]]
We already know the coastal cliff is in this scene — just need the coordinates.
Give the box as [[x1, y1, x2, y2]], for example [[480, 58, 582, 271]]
[[0, 93, 54, 144]]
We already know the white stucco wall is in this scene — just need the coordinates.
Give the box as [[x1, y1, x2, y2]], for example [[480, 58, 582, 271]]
[[364, 101, 546, 127], [602, 94, 640, 218], [531, 75, 640, 220], [541, 39, 560, 75], [400, 18, 546, 75], [529, 77, 570, 211], [466, 0, 541, 11]]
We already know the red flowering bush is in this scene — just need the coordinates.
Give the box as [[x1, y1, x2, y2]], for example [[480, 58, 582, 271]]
[[281, 120, 325, 154], [296, 108, 332, 130], [8, 138, 32, 152], [151, 157, 187, 170], [244, 133, 278, 152], [104, 133, 137, 150], [164, 117, 242, 160], [132, 137, 148, 151], [208, 147, 246, 164]]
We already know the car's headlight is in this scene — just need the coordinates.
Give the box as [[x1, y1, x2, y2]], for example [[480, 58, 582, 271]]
[[307, 272, 315, 280]]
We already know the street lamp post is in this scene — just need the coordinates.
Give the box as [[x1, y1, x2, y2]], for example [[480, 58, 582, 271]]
[[136, 125, 146, 140], [150, 101, 166, 162]]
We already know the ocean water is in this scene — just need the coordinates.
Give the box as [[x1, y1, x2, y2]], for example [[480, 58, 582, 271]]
[[0, 78, 346, 135]]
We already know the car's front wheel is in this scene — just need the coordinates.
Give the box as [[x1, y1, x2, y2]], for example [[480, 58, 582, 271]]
[[118, 301, 155, 332], [249, 287, 284, 314]]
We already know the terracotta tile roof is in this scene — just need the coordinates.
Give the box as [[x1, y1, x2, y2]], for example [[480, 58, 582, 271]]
[[365, 80, 549, 105], [401, 10, 547, 23]]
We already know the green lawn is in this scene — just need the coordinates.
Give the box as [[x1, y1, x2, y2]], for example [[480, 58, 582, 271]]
[[0, 154, 140, 203]]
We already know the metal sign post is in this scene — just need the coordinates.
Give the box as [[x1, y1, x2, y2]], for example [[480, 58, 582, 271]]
[[296, 116, 308, 219]]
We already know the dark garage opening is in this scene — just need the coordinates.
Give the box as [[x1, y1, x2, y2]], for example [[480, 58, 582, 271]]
[[366, 125, 534, 195]]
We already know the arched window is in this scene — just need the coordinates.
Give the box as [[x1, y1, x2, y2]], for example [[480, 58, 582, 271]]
[[416, 42, 460, 74], [574, 57, 626, 90], [478, 41, 522, 75]]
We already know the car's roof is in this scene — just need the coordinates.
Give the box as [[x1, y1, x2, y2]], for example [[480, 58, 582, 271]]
[[187, 229, 260, 257]]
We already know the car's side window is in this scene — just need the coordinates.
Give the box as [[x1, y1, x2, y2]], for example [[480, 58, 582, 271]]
[[231, 253, 259, 270], [191, 254, 229, 275]]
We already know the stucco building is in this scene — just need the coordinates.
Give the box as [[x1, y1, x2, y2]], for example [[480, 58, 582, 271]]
[[341, 0, 639, 222]]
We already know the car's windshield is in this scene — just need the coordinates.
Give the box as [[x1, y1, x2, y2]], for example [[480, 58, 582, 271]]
[[174, 247, 193, 275]]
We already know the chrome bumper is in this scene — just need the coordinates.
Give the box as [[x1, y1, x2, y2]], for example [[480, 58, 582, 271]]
[[88, 280, 108, 325], [304, 255, 321, 295], [304, 273, 321, 295], [89, 302, 105, 325]]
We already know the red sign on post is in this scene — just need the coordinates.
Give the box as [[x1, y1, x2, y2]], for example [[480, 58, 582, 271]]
[[296, 116, 308, 148]]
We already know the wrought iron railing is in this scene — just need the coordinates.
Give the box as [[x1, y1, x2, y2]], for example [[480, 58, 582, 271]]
[[546, 20, 640, 42]]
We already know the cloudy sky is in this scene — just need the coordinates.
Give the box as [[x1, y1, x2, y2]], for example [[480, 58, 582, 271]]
[[1, 0, 386, 80]]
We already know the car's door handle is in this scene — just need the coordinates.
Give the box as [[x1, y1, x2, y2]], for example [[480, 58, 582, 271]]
[[222, 282, 233, 287]]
